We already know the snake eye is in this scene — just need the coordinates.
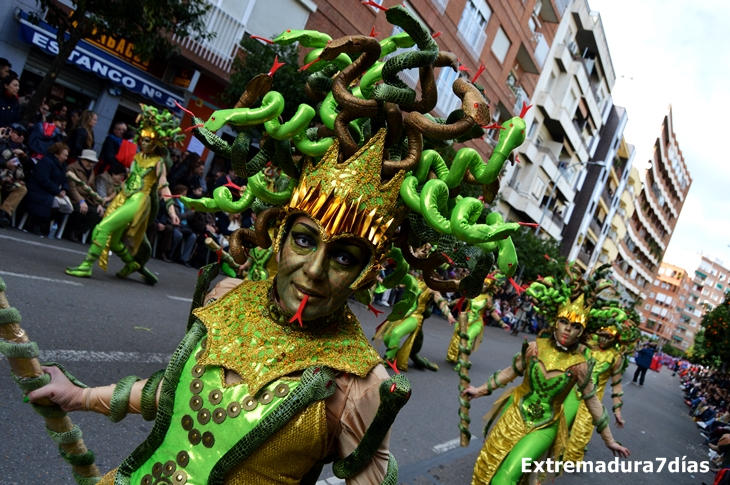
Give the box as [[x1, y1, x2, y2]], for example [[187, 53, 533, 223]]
[[211, 117, 216, 121], [390, 383, 397, 393], [287, 29, 291, 32], [473, 103, 479, 108]]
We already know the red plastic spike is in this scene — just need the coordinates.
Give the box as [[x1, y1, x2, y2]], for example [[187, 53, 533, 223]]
[[288, 294, 309, 327], [486, 273, 496, 280], [299, 57, 321, 71], [537, 274, 544, 281], [455, 295, 466, 313], [518, 222, 540, 228], [362, 0, 388, 11], [481, 123, 506, 131], [431, 31, 442, 38], [458, 65, 472, 72], [216, 249, 222, 264], [174, 100, 196, 118], [250, 35, 274, 44], [470, 62, 485, 83], [441, 252, 454, 265], [369, 26, 381, 37], [386, 359, 401, 374], [509, 277, 524, 295], [368, 304, 384, 318], [162, 194, 181, 199], [184, 123, 204, 133], [267, 55, 286, 77], [224, 175, 243, 192], [515, 154, 521, 164], [543, 253, 551, 261], [519, 101, 533, 118]]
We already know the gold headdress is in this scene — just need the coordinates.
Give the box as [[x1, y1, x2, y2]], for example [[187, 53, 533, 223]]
[[276, 129, 408, 289], [556, 294, 589, 328]]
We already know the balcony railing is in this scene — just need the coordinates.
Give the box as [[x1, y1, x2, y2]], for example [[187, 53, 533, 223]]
[[589, 217, 602, 236], [430, 0, 449, 14], [602, 185, 614, 205], [533, 32, 549, 69], [172, 2, 246, 73], [578, 248, 591, 265]]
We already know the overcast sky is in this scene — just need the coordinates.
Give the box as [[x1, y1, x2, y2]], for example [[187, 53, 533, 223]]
[[587, 0, 730, 274]]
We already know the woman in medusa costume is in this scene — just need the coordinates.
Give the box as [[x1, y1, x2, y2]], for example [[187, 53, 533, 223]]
[[446, 274, 503, 368], [5, 4, 540, 484], [562, 292, 641, 464], [462, 263, 631, 485], [65, 106, 183, 283]]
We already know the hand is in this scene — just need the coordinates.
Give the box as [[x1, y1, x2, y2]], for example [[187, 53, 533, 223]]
[[96, 204, 105, 217], [26, 366, 84, 412], [614, 413, 625, 428], [79, 202, 88, 215], [606, 441, 630, 458], [206, 224, 217, 234], [169, 211, 180, 226], [157, 222, 165, 231], [461, 385, 482, 402], [447, 316, 457, 325], [12, 148, 24, 156]]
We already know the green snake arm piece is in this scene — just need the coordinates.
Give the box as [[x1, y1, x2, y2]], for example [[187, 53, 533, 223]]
[[293, 128, 334, 157], [272, 29, 332, 48], [450, 198, 521, 244], [420, 179, 452, 235], [332, 374, 411, 479], [264, 102, 316, 140], [202, 90, 284, 132], [303, 47, 352, 72], [247, 172, 294, 205]]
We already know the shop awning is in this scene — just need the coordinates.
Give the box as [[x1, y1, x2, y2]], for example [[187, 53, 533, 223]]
[[17, 10, 183, 112]]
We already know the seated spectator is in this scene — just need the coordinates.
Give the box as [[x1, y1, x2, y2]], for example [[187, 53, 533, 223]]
[[167, 149, 191, 188], [23, 142, 69, 235], [168, 185, 196, 266], [186, 157, 207, 195], [96, 121, 126, 174], [27, 113, 65, 158], [147, 197, 174, 263], [94, 162, 125, 206], [67, 110, 97, 162], [0, 151, 26, 227], [66, 109, 81, 135], [0, 75, 20, 129], [65, 149, 104, 242], [1, 123, 30, 174]]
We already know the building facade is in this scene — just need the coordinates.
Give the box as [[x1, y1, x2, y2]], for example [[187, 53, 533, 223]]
[[307, 0, 566, 163], [640, 262, 691, 346], [0, 0, 317, 162], [614, 107, 692, 331]]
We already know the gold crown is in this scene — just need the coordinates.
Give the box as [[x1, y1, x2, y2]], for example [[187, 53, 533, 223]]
[[556, 294, 589, 328], [281, 128, 407, 289]]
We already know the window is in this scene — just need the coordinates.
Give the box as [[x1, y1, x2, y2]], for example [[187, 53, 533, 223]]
[[644, 303, 651, 311], [430, 0, 449, 14], [666, 296, 673, 305], [650, 305, 661, 315], [435, 68, 461, 116], [655, 293, 666, 303], [491, 27, 511, 64], [457, 0, 491, 55], [658, 267, 665, 275], [649, 292, 655, 298], [712, 293, 719, 301], [367, 0, 384, 10], [717, 283, 724, 290], [528, 120, 539, 139], [531, 178, 546, 199]]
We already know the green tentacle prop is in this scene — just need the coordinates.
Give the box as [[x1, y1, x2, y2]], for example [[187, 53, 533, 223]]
[[0, 278, 101, 484]]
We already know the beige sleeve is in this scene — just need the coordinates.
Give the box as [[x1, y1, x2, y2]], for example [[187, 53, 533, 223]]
[[583, 388, 615, 445], [80, 379, 163, 416], [475, 342, 535, 397], [204, 277, 246, 306], [325, 366, 391, 485]]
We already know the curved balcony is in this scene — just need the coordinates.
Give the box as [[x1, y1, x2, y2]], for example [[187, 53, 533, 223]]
[[634, 201, 667, 251]]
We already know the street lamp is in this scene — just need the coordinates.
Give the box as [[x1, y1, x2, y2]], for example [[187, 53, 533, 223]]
[[534, 160, 607, 235]]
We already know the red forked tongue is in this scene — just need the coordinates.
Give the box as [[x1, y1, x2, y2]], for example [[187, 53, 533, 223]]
[[455, 295, 466, 313], [374, 317, 389, 334], [289, 294, 309, 327], [386, 359, 401, 375], [368, 304, 384, 318]]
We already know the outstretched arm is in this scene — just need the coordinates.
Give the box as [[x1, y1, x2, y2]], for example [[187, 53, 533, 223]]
[[461, 341, 535, 400], [28, 366, 162, 418], [157, 160, 179, 225]]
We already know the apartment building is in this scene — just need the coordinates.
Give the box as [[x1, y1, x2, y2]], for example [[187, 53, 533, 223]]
[[307, 0, 566, 162], [496, 0, 616, 242], [640, 262, 691, 346], [559, 106, 637, 273], [613, 107, 692, 323], [2, 0, 317, 158]]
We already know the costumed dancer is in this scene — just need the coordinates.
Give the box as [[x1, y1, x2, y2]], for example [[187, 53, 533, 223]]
[[8, 4, 537, 483], [462, 265, 630, 485], [446, 275, 501, 368], [65, 106, 183, 283], [563, 299, 640, 464], [374, 267, 455, 372]]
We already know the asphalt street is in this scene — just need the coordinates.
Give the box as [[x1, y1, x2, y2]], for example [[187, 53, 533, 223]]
[[0, 228, 717, 484]]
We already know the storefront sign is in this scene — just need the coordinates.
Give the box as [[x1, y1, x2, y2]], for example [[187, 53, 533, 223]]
[[17, 11, 183, 111]]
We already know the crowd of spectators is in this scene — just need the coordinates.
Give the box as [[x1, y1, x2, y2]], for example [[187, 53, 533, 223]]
[[679, 365, 730, 476]]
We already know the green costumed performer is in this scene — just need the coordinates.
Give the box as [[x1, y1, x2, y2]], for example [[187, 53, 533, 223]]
[[374, 268, 455, 372], [563, 300, 640, 464], [65, 106, 183, 283], [9, 3, 539, 483], [446, 275, 502, 367], [462, 265, 630, 485]]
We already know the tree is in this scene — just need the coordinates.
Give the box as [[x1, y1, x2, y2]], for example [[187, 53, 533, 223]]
[[661, 343, 684, 358], [21, 0, 212, 123], [510, 227, 567, 284], [220, 37, 311, 120], [691, 296, 730, 368]]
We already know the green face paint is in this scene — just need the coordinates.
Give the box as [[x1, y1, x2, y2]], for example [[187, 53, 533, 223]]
[[276, 215, 370, 321]]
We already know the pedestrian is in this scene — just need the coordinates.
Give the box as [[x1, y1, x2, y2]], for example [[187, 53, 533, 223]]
[[65, 149, 104, 242], [0, 146, 26, 227], [67, 110, 97, 162], [632, 342, 656, 387], [23, 142, 70, 235], [95, 120, 126, 173], [0, 58, 11, 79]]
